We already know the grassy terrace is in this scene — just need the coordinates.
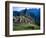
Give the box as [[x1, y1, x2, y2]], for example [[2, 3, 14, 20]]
[[13, 23, 40, 31]]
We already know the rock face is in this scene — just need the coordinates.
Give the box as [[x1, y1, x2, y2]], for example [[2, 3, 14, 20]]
[[13, 16, 33, 24]]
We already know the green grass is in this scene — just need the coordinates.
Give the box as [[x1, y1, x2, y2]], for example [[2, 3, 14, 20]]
[[13, 23, 40, 31], [13, 16, 40, 31]]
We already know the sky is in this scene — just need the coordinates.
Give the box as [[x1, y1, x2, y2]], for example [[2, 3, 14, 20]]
[[13, 7, 25, 11], [13, 7, 39, 11]]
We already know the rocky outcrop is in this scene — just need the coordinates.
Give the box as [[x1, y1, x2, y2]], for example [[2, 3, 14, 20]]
[[13, 16, 33, 24]]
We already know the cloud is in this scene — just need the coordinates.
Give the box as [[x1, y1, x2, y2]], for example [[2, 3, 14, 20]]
[[13, 7, 25, 11]]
